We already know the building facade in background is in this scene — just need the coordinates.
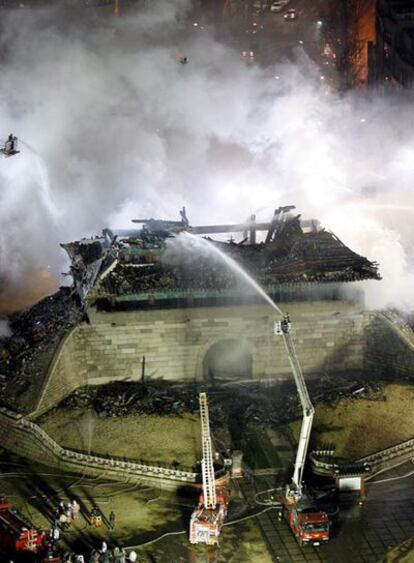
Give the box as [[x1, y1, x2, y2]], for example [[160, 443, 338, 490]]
[[370, 0, 414, 88]]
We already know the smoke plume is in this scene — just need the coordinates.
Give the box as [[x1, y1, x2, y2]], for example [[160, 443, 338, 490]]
[[0, 0, 413, 311]]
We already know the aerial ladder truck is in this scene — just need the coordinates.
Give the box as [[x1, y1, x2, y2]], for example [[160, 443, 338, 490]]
[[189, 393, 228, 545], [275, 316, 330, 546]]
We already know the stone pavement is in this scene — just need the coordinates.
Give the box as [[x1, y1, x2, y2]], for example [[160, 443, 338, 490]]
[[253, 494, 414, 563], [240, 464, 414, 562]]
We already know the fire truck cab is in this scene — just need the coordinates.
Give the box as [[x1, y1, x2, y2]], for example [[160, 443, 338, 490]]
[[189, 488, 228, 545], [189, 394, 229, 546], [285, 501, 330, 546]]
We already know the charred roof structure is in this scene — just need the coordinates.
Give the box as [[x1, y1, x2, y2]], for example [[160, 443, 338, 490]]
[[62, 206, 380, 310]]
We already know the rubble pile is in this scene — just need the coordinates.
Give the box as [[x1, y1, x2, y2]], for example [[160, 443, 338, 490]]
[[314, 381, 385, 405], [44, 374, 386, 440], [59, 380, 201, 418], [0, 288, 84, 412], [59, 380, 294, 428]]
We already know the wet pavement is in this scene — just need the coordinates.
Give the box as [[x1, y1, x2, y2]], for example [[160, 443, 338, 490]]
[[2, 456, 414, 561], [249, 461, 414, 562]]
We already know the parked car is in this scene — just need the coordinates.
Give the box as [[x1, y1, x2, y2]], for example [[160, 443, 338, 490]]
[[270, 1, 288, 12], [284, 8, 297, 20], [242, 50, 255, 64]]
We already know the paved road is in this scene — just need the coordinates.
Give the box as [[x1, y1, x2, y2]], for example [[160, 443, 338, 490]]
[[204, 0, 339, 85], [238, 465, 414, 563]]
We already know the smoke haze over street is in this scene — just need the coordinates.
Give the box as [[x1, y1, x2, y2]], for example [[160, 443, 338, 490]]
[[0, 0, 413, 311]]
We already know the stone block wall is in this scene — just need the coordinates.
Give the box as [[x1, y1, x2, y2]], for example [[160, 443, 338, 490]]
[[36, 301, 370, 414], [35, 327, 88, 414], [85, 301, 369, 381]]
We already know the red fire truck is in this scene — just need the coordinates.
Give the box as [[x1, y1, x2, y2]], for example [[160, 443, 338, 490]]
[[275, 318, 331, 546], [189, 486, 228, 546], [189, 394, 228, 546], [284, 500, 330, 546], [0, 496, 46, 554]]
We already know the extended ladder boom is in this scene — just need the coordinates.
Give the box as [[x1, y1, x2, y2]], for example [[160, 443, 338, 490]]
[[199, 393, 217, 509], [278, 323, 315, 498], [283, 333, 315, 495]]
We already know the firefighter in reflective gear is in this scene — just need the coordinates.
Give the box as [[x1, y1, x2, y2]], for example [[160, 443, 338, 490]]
[[89, 507, 102, 527]]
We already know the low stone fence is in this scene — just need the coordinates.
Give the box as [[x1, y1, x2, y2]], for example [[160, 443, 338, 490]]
[[310, 437, 414, 478], [0, 408, 199, 490], [309, 451, 338, 476], [357, 438, 414, 472]]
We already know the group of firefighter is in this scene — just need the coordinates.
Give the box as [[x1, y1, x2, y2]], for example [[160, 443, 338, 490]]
[[64, 544, 138, 563], [43, 500, 120, 563], [52, 500, 81, 530]]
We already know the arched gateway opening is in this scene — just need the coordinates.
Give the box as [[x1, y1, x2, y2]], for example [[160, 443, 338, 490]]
[[203, 339, 253, 382]]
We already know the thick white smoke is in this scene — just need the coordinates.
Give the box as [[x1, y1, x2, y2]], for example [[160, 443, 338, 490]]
[[0, 0, 413, 311]]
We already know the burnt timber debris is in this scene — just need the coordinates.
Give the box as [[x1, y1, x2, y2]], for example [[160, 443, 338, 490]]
[[63, 206, 380, 309], [0, 289, 84, 412], [56, 378, 385, 426]]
